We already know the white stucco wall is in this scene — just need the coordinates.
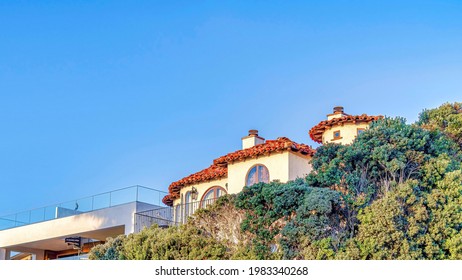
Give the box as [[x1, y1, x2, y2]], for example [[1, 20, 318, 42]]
[[322, 123, 370, 145], [173, 153, 293, 206], [171, 151, 313, 223], [288, 152, 312, 181], [327, 112, 347, 121], [173, 151, 314, 207], [227, 152, 290, 194], [242, 135, 265, 149]]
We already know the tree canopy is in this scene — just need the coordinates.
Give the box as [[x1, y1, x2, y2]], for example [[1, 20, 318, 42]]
[[418, 102, 462, 148]]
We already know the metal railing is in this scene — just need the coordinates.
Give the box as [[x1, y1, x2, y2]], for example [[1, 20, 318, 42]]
[[134, 198, 218, 232], [0, 185, 167, 231], [135, 207, 174, 232]]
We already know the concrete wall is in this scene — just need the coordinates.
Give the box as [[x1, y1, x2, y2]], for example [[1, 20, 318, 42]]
[[0, 202, 154, 251], [322, 123, 369, 145]]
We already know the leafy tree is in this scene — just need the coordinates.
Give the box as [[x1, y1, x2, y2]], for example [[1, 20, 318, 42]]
[[235, 179, 343, 259], [418, 102, 462, 147], [234, 180, 307, 259], [281, 187, 342, 259], [89, 235, 126, 260], [307, 117, 461, 240], [342, 168, 462, 260], [348, 180, 428, 260]]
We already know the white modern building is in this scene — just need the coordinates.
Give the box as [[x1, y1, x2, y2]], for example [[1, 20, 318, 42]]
[[0, 186, 167, 260]]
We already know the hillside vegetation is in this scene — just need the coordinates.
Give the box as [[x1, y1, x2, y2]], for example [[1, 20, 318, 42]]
[[89, 102, 462, 260]]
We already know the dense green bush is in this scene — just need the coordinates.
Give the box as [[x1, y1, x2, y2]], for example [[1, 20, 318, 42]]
[[89, 235, 126, 260], [89, 224, 230, 260]]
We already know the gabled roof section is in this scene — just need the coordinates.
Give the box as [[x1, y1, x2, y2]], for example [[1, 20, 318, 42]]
[[309, 114, 384, 143], [163, 137, 315, 206]]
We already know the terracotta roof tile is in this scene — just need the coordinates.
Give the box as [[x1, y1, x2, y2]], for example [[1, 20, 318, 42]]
[[163, 164, 227, 206], [162, 194, 174, 206], [309, 114, 383, 143]]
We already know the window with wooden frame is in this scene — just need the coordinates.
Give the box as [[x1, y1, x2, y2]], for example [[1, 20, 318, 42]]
[[332, 130, 342, 140], [357, 128, 365, 136], [246, 164, 270, 186]]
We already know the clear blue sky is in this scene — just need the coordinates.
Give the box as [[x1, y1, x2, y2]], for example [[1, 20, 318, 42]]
[[1, 1, 461, 215]]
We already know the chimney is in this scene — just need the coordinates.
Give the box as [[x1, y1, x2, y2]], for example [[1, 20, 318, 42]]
[[242, 130, 265, 149], [328, 106, 347, 120]]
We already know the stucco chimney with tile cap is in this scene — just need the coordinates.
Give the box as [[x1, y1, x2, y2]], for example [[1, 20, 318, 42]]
[[242, 130, 265, 149], [328, 106, 348, 120]]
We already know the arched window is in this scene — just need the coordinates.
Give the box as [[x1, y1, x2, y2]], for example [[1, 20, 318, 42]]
[[201, 186, 227, 208], [246, 164, 270, 186]]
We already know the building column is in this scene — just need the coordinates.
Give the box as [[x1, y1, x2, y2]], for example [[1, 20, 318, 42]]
[[35, 250, 45, 260], [0, 248, 10, 260]]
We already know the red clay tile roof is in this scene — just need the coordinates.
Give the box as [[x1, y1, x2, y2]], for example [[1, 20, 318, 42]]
[[213, 137, 315, 165], [162, 194, 174, 206], [309, 114, 384, 143], [163, 164, 228, 206], [163, 137, 314, 206]]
